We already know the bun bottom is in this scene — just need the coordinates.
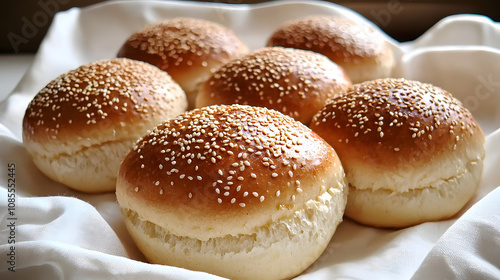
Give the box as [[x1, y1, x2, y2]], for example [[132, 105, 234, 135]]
[[339, 49, 394, 84], [121, 184, 348, 280], [174, 65, 214, 110], [345, 159, 483, 228], [30, 139, 136, 193]]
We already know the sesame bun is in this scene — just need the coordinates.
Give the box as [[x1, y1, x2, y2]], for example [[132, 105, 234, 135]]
[[310, 78, 485, 228], [266, 16, 394, 84], [117, 17, 249, 109], [116, 104, 348, 279], [195, 47, 352, 125], [22, 58, 188, 193]]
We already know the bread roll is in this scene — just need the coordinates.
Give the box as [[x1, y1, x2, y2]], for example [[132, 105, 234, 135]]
[[116, 104, 348, 279], [117, 17, 249, 109], [196, 47, 352, 125], [310, 78, 485, 228], [22, 58, 188, 193], [267, 16, 394, 83]]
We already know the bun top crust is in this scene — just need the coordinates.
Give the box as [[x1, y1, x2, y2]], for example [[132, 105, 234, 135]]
[[23, 58, 187, 144], [196, 47, 351, 124], [266, 16, 390, 64], [117, 17, 248, 88], [116, 104, 344, 238], [310, 78, 484, 168]]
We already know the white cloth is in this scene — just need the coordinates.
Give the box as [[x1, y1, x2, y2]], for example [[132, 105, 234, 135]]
[[1, 1, 499, 279], [411, 188, 500, 280]]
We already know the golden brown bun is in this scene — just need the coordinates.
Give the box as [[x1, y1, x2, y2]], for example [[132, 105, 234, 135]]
[[310, 78, 485, 228], [116, 104, 348, 279], [117, 17, 249, 109], [22, 58, 188, 193], [267, 16, 394, 83], [196, 47, 352, 125]]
